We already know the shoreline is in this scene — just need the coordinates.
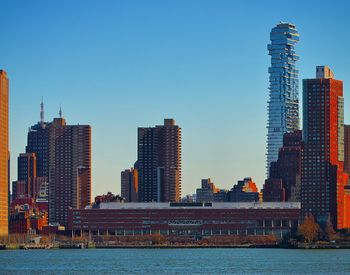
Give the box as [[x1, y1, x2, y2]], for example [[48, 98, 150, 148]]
[[2, 243, 350, 250]]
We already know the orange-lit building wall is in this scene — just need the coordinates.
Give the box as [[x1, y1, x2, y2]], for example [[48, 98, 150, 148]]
[[0, 70, 9, 236], [302, 74, 349, 229]]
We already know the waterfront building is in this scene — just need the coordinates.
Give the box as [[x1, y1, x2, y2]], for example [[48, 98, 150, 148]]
[[264, 130, 302, 201], [10, 198, 48, 234], [24, 104, 92, 227], [301, 66, 349, 229], [48, 115, 91, 227], [0, 70, 9, 236], [137, 119, 181, 202], [121, 167, 138, 202], [227, 177, 259, 202], [196, 179, 216, 202], [266, 22, 300, 175], [196, 179, 228, 202], [68, 202, 300, 240]]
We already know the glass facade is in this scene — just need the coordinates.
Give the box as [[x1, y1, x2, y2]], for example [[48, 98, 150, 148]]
[[267, 23, 300, 175]]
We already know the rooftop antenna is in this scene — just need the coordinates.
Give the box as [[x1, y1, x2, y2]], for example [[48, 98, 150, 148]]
[[59, 104, 62, 118], [40, 97, 44, 124]]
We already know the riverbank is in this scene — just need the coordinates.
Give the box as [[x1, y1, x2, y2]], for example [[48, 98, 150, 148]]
[[2, 241, 350, 249]]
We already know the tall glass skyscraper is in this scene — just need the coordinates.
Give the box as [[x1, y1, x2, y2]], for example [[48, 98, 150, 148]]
[[266, 22, 300, 175]]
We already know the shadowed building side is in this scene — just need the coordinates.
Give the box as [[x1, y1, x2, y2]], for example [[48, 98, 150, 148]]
[[121, 167, 138, 202], [263, 130, 302, 202], [344, 125, 350, 176]]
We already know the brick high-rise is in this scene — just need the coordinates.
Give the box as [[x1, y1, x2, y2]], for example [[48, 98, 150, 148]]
[[137, 119, 181, 202], [263, 130, 302, 202], [48, 116, 91, 226], [24, 104, 91, 227], [0, 70, 9, 236], [301, 66, 349, 229]]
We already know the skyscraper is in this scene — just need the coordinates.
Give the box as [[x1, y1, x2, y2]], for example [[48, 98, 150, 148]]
[[137, 119, 181, 202], [302, 66, 349, 229], [266, 22, 300, 175], [121, 168, 138, 202], [48, 116, 91, 226], [24, 104, 91, 227], [26, 100, 50, 179], [17, 153, 37, 198], [0, 70, 9, 236]]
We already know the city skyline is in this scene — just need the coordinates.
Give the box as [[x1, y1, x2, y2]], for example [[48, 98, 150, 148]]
[[2, 1, 350, 197]]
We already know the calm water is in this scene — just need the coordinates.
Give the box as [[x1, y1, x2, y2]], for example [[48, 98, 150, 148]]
[[0, 248, 350, 274]]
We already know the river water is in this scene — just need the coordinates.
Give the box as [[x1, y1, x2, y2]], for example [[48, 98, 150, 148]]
[[0, 248, 349, 274]]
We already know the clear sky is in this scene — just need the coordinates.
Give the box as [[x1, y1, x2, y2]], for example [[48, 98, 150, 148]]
[[1, 0, 350, 197]]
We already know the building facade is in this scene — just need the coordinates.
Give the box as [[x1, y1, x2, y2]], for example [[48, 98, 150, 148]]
[[23, 105, 92, 227], [10, 198, 48, 234], [0, 70, 9, 236], [12, 181, 27, 200], [301, 66, 349, 229], [263, 178, 285, 202], [17, 153, 37, 198], [264, 130, 302, 202], [267, 22, 300, 175], [26, 101, 50, 179], [344, 125, 350, 175], [68, 202, 300, 240], [196, 179, 216, 203], [137, 119, 181, 202], [48, 117, 91, 227], [121, 168, 138, 202], [227, 177, 259, 202], [196, 179, 228, 202]]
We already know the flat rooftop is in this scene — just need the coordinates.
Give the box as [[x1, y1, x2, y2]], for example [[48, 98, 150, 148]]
[[85, 202, 301, 210]]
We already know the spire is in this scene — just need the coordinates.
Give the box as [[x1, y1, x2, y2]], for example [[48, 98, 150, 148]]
[[59, 104, 62, 118], [40, 97, 44, 124]]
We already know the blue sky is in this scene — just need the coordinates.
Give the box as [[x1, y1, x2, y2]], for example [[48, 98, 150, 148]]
[[1, 0, 350, 196]]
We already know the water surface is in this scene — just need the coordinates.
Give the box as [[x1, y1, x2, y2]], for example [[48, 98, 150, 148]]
[[1, 248, 349, 274]]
